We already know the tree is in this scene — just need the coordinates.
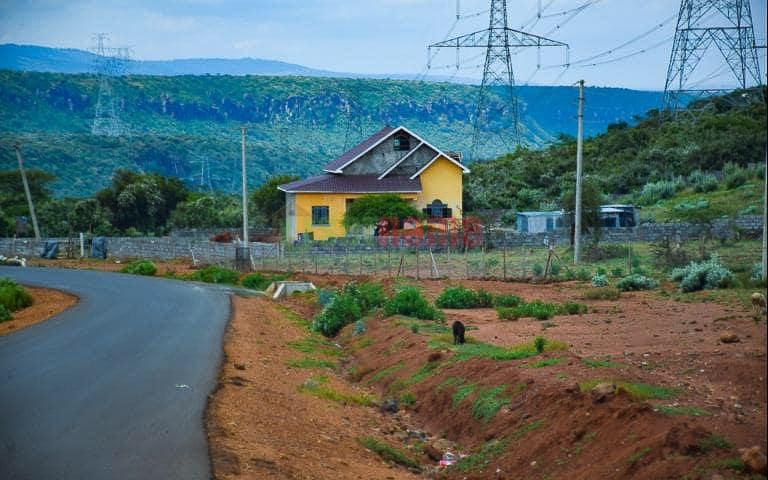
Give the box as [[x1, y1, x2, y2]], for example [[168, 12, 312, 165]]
[[342, 194, 422, 229], [96, 169, 189, 234], [0, 170, 54, 218], [251, 174, 298, 229], [170, 194, 241, 229], [561, 176, 603, 245]]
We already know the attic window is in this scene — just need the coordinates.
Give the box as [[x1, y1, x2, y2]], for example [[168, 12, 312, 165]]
[[393, 134, 410, 151]]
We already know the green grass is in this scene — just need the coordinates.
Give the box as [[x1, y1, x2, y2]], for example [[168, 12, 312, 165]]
[[366, 362, 404, 386], [581, 358, 626, 369], [358, 436, 421, 470], [299, 376, 376, 406], [579, 380, 679, 400], [456, 438, 510, 472], [641, 179, 763, 223], [452, 383, 477, 408], [656, 405, 711, 417], [275, 304, 310, 328], [286, 356, 337, 370], [699, 434, 733, 452], [436, 376, 464, 392], [522, 357, 563, 368], [286, 336, 343, 357], [472, 385, 512, 422], [429, 336, 567, 362], [582, 287, 621, 300], [711, 458, 745, 472], [510, 419, 545, 441], [626, 447, 651, 465], [405, 361, 442, 386]]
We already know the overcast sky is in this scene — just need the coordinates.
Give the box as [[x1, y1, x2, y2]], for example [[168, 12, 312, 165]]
[[1, 0, 766, 90]]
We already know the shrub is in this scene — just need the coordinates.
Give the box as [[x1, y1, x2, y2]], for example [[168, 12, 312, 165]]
[[534, 336, 546, 354], [0, 278, 33, 312], [385, 286, 442, 320], [188, 266, 239, 284], [689, 170, 718, 193], [504, 300, 557, 320], [241, 272, 288, 290], [121, 259, 157, 276], [638, 178, 682, 205], [345, 282, 386, 312], [0, 304, 11, 322], [595, 267, 607, 276], [476, 289, 494, 308], [723, 162, 749, 189], [550, 261, 561, 276], [532, 263, 544, 276], [558, 301, 587, 315], [582, 287, 621, 300], [436, 285, 480, 309], [617, 274, 659, 292], [611, 267, 624, 278], [670, 255, 735, 292], [497, 307, 519, 321], [313, 294, 362, 337], [751, 262, 765, 282], [575, 268, 591, 281], [591, 274, 609, 287], [494, 294, 523, 307]]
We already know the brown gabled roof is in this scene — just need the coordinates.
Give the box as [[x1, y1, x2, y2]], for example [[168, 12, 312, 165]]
[[323, 125, 396, 172], [278, 174, 421, 193]]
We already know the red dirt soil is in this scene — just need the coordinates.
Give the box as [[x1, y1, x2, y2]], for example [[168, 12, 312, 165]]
[[205, 295, 420, 480], [1, 285, 78, 336]]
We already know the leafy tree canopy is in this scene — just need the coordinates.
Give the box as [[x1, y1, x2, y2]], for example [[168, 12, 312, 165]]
[[251, 174, 298, 229], [342, 194, 422, 229]]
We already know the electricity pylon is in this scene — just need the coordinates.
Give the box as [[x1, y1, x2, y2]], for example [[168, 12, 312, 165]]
[[91, 33, 130, 136], [428, 0, 568, 159], [663, 0, 762, 115]]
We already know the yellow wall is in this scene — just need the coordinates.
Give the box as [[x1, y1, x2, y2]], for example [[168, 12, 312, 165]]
[[289, 155, 464, 241], [292, 192, 418, 240], [416, 155, 463, 217]]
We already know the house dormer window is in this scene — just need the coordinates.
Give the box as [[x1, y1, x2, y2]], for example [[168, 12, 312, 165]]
[[393, 133, 410, 151]]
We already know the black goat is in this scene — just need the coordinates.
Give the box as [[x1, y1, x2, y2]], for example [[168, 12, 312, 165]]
[[452, 321, 466, 345]]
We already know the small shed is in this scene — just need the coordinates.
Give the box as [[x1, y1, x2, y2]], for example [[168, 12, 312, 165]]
[[600, 204, 639, 228], [516, 210, 565, 233]]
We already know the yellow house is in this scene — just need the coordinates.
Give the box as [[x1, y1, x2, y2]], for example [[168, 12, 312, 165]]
[[278, 125, 469, 241]]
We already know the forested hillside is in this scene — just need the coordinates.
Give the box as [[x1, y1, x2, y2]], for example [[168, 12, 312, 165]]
[[0, 70, 663, 197], [465, 89, 767, 220]]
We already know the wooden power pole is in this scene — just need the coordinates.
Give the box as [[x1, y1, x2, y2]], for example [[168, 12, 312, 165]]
[[574, 79, 584, 264], [14, 143, 41, 240]]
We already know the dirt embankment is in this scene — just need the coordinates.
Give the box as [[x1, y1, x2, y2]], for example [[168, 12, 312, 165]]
[[205, 295, 420, 480], [206, 275, 766, 479], [1, 285, 78, 336]]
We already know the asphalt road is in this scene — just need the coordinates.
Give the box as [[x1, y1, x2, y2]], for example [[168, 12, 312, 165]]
[[0, 267, 231, 480]]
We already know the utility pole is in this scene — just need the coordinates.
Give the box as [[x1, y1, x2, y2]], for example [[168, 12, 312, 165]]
[[574, 80, 584, 264], [240, 126, 249, 250], [14, 143, 41, 240]]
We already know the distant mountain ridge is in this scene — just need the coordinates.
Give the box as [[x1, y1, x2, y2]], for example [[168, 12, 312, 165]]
[[0, 43, 478, 83]]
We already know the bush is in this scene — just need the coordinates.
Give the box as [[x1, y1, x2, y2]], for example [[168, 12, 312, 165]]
[[638, 178, 682, 205], [583, 287, 621, 300], [723, 162, 749, 189], [476, 289, 494, 308], [595, 267, 607, 276], [502, 300, 558, 320], [751, 262, 765, 282], [534, 336, 546, 354], [575, 268, 591, 281], [617, 274, 659, 292], [0, 304, 11, 322], [313, 294, 362, 337], [497, 307, 519, 321], [241, 272, 289, 290], [611, 267, 624, 278], [550, 261, 561, 276], [120, 260, 157, 276], [532, 263, 544, 276], [0, 278, 33, 312], [311, 282, 386, 337], [558, 301, 587, 315], [385, 286, 442, 320], [591, 274, 609, 287], [436, 286, 480, 309], [494, 294, 523, 307], [689, 170, 718, 193], [188, 266, 240, 284], [670, 256, 735, 292]]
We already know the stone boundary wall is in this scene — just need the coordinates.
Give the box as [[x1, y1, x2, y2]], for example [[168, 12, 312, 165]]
[[0, 237, 277, 265], [0, 216, 762, 261]]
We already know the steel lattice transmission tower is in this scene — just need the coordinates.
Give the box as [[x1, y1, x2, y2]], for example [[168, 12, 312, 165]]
[[663, 0, 762, 115], [91, 33, 130, 136], [429, 0, 567, 158]]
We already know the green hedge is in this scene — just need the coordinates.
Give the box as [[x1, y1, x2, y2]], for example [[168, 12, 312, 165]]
[[120, 260, 157, 276]]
